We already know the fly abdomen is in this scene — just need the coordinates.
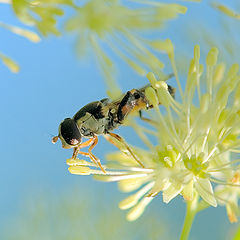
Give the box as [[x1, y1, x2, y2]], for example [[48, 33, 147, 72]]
[[117, 89, 148, 123]]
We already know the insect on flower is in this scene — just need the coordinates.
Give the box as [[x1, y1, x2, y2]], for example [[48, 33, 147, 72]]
[[52, 75, 175, 173]]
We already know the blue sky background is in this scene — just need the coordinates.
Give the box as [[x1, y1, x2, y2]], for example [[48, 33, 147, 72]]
[[0, 1, 239, 239]]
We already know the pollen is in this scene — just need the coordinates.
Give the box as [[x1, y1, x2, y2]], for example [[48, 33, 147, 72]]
[[183, 153, 209, 177]]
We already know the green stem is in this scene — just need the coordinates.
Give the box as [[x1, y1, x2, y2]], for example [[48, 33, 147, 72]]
[[180, 199, 198, 240], [233, 224, 240, 240], [196, 200, 210, 212]]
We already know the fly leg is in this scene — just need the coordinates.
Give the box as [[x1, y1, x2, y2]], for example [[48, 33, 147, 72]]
[[72, 138, 94, 159], [139, 110, 158, 126], [72, 137, 106, 173], [87, 136, 106, 173], [78, 151, 106, 173], [106, 132, 145, 168]]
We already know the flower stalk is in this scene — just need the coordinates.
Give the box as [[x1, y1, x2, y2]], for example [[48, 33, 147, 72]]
[[180, 194, 199, 240]]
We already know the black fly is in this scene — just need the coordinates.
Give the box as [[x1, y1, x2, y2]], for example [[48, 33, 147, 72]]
[[52, 81, 175, 173]]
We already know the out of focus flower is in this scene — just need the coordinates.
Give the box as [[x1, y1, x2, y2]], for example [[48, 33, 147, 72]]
[[1, 0, 73, 72], [177, 0, 240, 75], [215, 170, 240, 223], [3, 189, 170, 240], [64, 0, 187, 96], [0, 25, 39, 73], [12, 0, 74, 36], [212, 2, 240, 20], [0, 1, 42, 72], [67, 45, 240, 223]]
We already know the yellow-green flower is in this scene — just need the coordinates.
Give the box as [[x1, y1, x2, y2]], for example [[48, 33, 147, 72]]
[[1, 0, 75, 72], [12, 0, 74, 36], [67, 45, 240, 223], [64, 0, 187, 96], [0, 7, 41, 72], [215, 171, 240, 223], [212, 2, 240, 20]]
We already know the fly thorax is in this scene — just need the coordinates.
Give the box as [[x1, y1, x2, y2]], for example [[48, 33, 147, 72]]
[[77, 112, 105, 136]]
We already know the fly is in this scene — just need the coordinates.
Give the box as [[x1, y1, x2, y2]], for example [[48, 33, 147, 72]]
[[52, 79, 175, 173]]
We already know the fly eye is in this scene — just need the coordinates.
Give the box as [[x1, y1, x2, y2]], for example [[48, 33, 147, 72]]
[[59, 118, 82, 147], [134, 92, 140, 99]]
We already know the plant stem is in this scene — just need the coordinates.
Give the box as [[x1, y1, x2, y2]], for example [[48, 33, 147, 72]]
[[180, 199, 198, 240], [233, 224, 240, 240]]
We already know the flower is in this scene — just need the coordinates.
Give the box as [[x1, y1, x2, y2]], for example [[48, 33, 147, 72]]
[[12, 0, 74, 36], [1, 0, 74, 72], [0, 1, 42, 72], [67, 45, 240, 222], [64, 0, 187, 96], [212, 2, 240, 20], [215, 170, 240, 223]]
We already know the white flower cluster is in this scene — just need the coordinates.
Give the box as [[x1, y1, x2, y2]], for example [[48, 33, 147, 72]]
[[67, 45, 240, 222]]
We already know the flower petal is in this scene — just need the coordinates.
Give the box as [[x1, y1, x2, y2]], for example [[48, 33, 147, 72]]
[[126, 197, 154, 221], [163, 182, 183, 203], [119, 182, 155, 210], [118, 177, 149, 192], [195, 178, 217, 207], [226, 201, 239, 223]]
